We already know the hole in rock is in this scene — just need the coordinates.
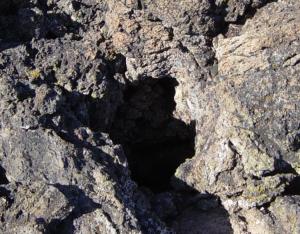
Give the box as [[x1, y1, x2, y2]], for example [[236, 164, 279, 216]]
[[0, 2, 20, 16], [110, 77, 196, 192], [284, 177, 300, 195], [0, 165, 9, 185], [45, 31, 58, 40]]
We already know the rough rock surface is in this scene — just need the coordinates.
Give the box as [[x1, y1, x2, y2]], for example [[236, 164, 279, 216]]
[[0, 0, 299, 233], [175, 0, 300, 233]]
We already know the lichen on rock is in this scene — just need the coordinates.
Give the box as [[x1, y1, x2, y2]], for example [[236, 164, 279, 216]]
[[0, 0, 299, 233]]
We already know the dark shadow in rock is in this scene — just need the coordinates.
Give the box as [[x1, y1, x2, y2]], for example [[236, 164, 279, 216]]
[[45, 184, 101, 234], [283, 176, 300, 195], [290, 133, 300, 152], [0, 186, 13, 208], [0, 165, 9, 185], [209, 0, 277, 37], [158, 179, 234, 234], [171, 197, 234, 234], [109, 77, 196, 192], [15, 82, 36, 101], [0, 0, 82, 51]]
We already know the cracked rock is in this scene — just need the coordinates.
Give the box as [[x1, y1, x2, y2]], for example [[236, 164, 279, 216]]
[[0, 0, 299, 233]]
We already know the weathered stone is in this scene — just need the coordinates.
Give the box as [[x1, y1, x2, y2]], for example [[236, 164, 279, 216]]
[[175, 0, 300, 232], [0, 0, 299, 233]]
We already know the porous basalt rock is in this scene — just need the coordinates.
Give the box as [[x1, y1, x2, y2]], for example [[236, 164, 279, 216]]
[[0, 0, 299, 233], [175, 0, 300, 233]]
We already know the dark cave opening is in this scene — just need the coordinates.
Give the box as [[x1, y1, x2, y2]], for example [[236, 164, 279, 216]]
[[110, 77, 196, 192], [0, 1, 20, 16], [123, 133, 195, 192]]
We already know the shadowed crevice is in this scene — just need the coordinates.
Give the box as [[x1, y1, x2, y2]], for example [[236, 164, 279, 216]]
[[284, 177, 300, 195], [0, 0, 82, 51], [0, 165, 9, 185], [110, 77, 196, 192], [45, 184, 101, 234]]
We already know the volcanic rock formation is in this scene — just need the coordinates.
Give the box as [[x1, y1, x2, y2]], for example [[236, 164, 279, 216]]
[[0, 0, 299, 233]]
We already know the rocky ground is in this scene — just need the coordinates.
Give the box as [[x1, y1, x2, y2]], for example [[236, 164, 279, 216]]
[[0, 0, 299, 233]]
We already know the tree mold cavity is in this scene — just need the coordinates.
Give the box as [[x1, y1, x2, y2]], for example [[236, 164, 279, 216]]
[[110, 77, 196, 192]]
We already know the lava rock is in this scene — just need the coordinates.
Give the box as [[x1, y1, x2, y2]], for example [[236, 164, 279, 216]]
[[0, 0, 299, 233]]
